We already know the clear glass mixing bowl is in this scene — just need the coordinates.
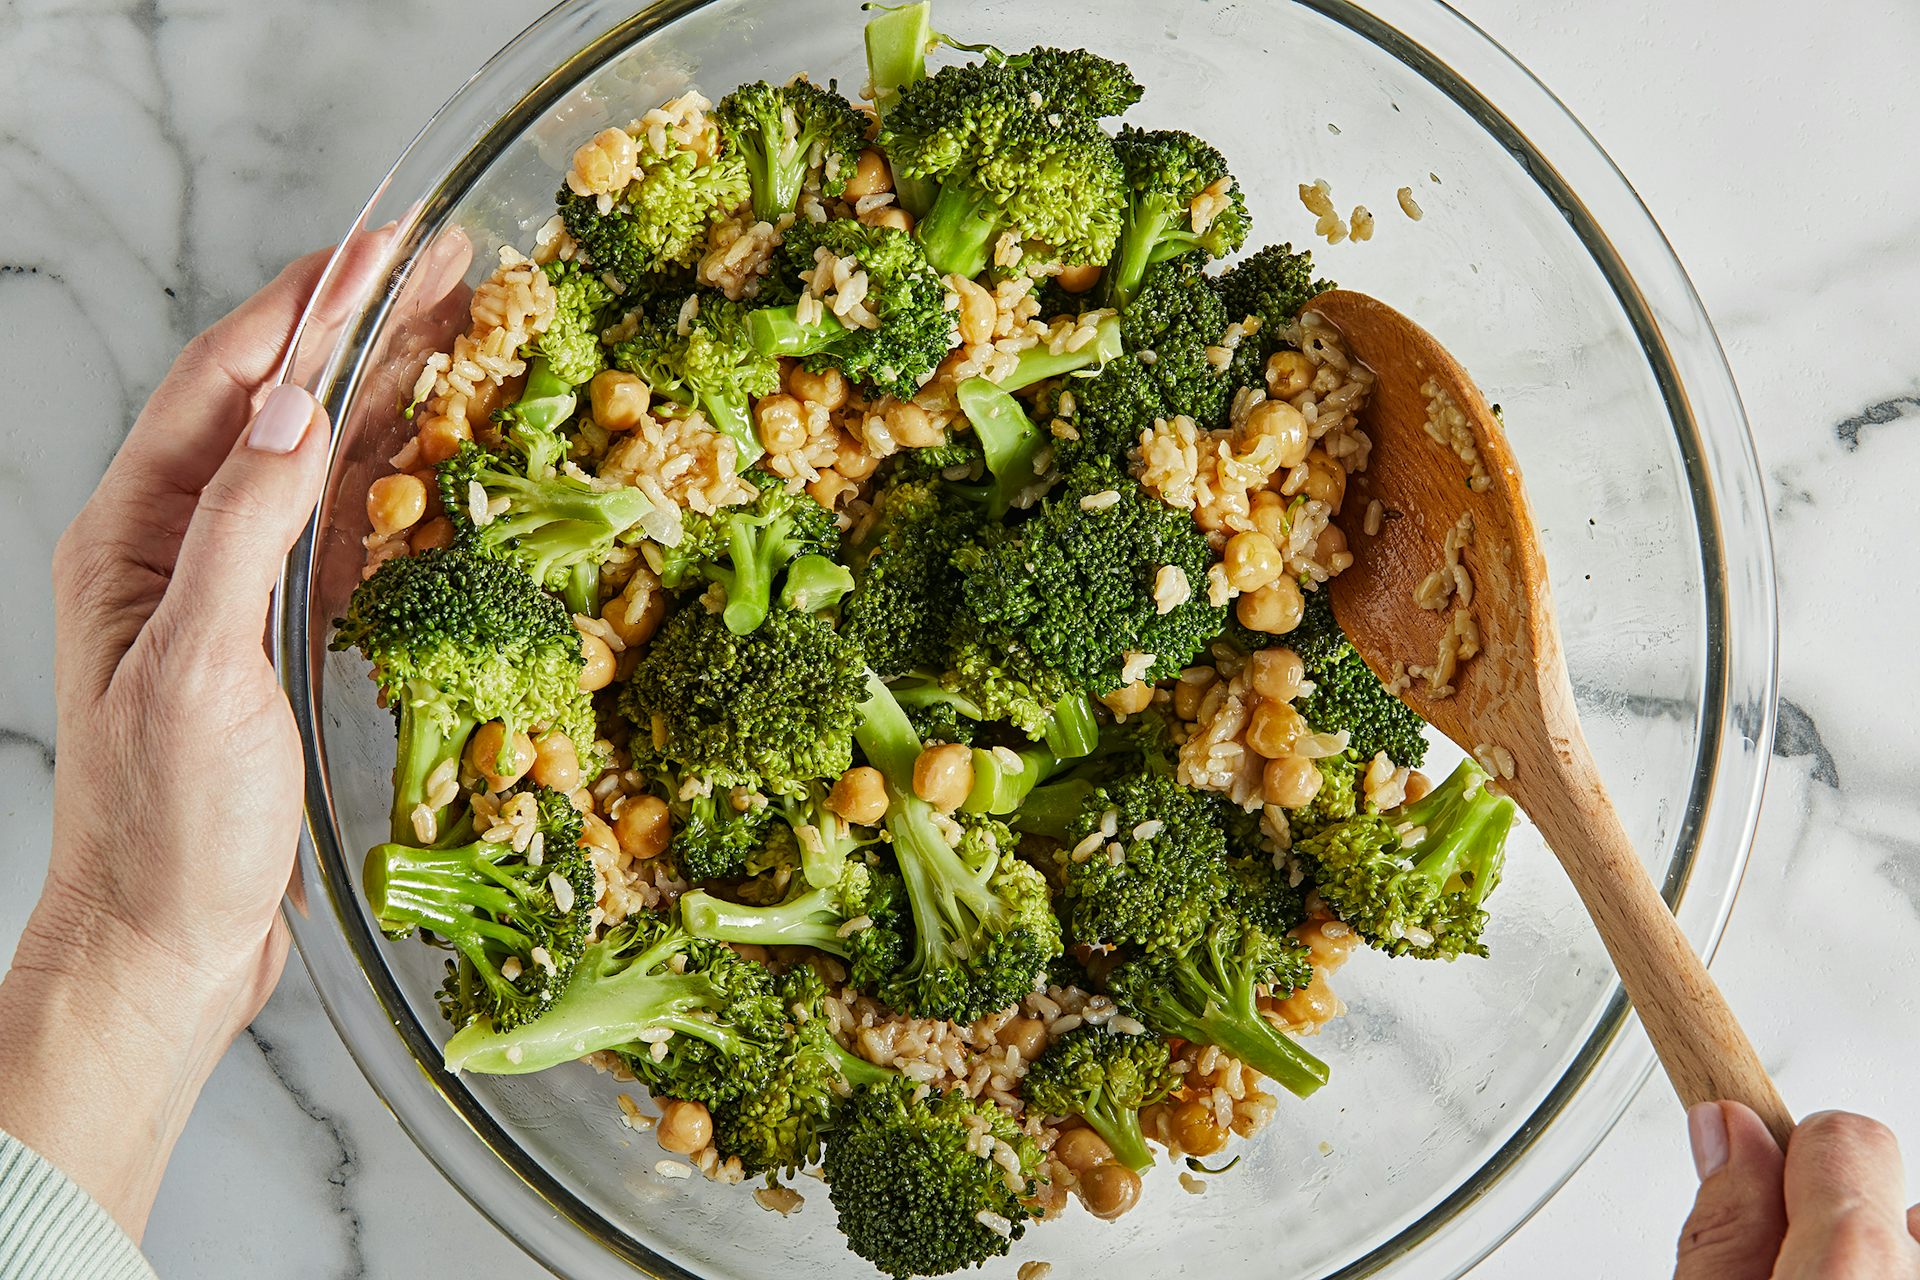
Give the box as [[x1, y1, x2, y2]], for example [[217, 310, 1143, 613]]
[[273, 1, 1777, 1276]]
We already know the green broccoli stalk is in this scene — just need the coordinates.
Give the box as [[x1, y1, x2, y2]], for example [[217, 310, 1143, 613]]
[[654, 469, 840, 636], [620, 603, 866, 799], [823, 1079, 1042, 1280], [329, 548, 592, 843], [1098, 128, 1250, 312], [878, 58, 1126, 277], [853, 672, 1062, 1023], [555, 128, 749, 285], [862, 1, 938, 218], [1108, 914, 1328, 1100], [679, 859, 908, 991], [1021, 1026, 1178, 1172], [366, 786, 594, 1032], [956, 377, 1043, 520], [960, 741, 1057, 814], [778, 553, 855, 615], [713, 79, 868, 223], [1297, 760, 1515, 959], [988, 312, 1122, 394], [749, 219, 958, 399], [436, 441, 651, 615], [609, 289, 780, 462]]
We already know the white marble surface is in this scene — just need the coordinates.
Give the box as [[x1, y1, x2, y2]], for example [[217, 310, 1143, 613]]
[[2, 0, 1918, 1276]]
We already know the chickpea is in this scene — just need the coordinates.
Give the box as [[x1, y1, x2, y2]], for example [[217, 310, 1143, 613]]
[[581, 811, 620, 859], [808, 468, 858, 511], [409, 515, 456, 553], [1250, 489, 1291, 547], [1236, 577, 1305, 635], [569, 127, 637, 194], [1273, 972, 1341, 1029], [755, 392, 808, 454], [827, 766, 889, 826], [1246, 701, 1305, 759], [1266, 349, 1314, 400], [656, 1099, 713, 1155], [1078, 1163, 1142, 1220], [466, 722, 535, 789], [995, 1015, 1048, 1063], [578, 631, 617, 692], [1170, 1098, 1228, 1157], [950, 276, 997, 347], [1054, 1127, 1113, 1174], [1249, 647, 1305, 703], [416, 412, 470, 465], [410, 469, 445, 520], [912, 743, 974, 813], [1222, 530, 1284, 594], [589, 370, 652, 431], [788, 364, 848, 410], [1302, 450, 1347, 511], [1055, 262, 1102, 295], [884, 398, 944, 449], [614, 794, 673, 861], [1402, 770, 1433, 804], [1314, 520, 1350, 566], [1099, 681, 1154, 716], [530, 730, 581, 793], [859, 205, 914, 233], [1139, 1103, 1172, 1148], [832, 430, 879, 481], [1296, 917, 1358, 969], [602, 566, 669, 647], [842, 148, 893, 199], [567, 787, 594, 814], [466, 375, 518, 427], [1263, 755, 1323, 808], [1239, 399, 1311, 469], [1172, 671, 1216, 721]]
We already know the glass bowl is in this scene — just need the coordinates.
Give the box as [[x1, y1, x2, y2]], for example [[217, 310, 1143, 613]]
[[273, 1, 1777, 1276]]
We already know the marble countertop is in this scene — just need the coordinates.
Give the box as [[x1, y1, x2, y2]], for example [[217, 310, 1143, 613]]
[[3, 0, 1917, 1275]]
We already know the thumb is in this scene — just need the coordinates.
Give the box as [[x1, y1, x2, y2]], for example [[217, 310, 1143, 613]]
[[1674, 1101, 1788, 1280], [156, 384, 331, 649]]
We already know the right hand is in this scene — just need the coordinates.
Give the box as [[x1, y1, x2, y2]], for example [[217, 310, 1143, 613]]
[[1676, 1103, 1920, 1278]]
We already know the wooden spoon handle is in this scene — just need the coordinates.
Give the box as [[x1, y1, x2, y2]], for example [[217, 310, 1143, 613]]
[[1516, 741, 1792, 1149]]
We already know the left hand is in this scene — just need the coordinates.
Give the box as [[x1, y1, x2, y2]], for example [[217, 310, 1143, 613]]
[[0, 234, 390, 1239]]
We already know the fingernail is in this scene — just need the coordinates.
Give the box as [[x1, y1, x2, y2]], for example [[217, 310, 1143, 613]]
[[1689, 1102, 1730, 1180], [248, 384, 315, 454]]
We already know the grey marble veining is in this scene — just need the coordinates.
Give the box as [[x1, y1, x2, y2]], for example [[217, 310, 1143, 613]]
[[2, 1, 1918, 1277]]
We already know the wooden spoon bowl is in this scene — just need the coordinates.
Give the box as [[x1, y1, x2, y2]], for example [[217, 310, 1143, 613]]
[[1308, 288, 1792, 1146]]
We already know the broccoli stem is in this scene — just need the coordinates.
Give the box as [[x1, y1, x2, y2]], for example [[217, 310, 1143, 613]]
[[746, 305, 851, 358], [1101, 200, 1183, 312], [1397, 761, 1511, 898], [1043, 693, 1100, 760], [364, 840, 536, 1013], [502, 356, 578, 476], [956, 377, 1042, 519], [779, 553, 856, 615], [914, 178, 1005, 279], [993, 313, 1123, 392], [1085, 1095, 1155, 1173], [679, 885, 855, 958], [1183, 1003, 1328, 1100], [828, 1038, 895, 1089], [1007, 778, 1098, 842], [390, 695, 478, 845], [716, 512, 784, 635], [863, 2, 938, 217], [962, 744, 1056, 814], [562, 562, 598, 618]]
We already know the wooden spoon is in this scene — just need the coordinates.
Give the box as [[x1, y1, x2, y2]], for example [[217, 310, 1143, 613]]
[[1308, 288, 1792, 1147]]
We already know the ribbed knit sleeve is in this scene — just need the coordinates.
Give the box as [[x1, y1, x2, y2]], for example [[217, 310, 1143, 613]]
[[0, 1131, 156, 1279]]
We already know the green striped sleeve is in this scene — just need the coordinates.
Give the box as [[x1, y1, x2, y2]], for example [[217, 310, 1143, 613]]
[[0, 1131, 156, 1279]]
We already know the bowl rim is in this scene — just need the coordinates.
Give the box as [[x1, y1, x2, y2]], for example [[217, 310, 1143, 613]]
[[273, 1, 1779, 1276]]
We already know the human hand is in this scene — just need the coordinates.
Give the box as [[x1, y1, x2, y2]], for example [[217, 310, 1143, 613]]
[[1677, 1103, 1920, 1278], [0, 235, 391, 1239]]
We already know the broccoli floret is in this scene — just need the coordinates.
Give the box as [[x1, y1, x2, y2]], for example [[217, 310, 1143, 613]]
[[366, 785, 594, 1033], [878, 58, 1125, 277], [824, 1079, 1043, 1279], [330, 548, 592, 843], [490, 262, 615, 477], [1288, 752, 1361, 843], [938, 627, 1079, 742], [1121, 256, 1232, 427], [1296, 643, 1430, 768], [840, 474, 985, 677], [609, 289, 780, 462], [436, 441, 651, 614], [1107, 914, 1327, 1099], [555, 128, 749, 284], [663, 788, 778, 883], [1297, 760, 1515, 960], [748, 219, 957, 400], [853, 673, 1062, 1022], [713, 79, 867, 223], [440, 910, 775, 1075], [620, 604, 866, 798], [1225, 582, 1347, 671], [954, 459, 1224, 694], [1099, 128, 1250, 311], [680, 858, 908, 992], [894, 431, 985, 479], [1042, 352, 1164, 473], [1015, 769, 1226, 952], [1021, 1026, 1177, 1172], [1214, 242, 1332, 339], [655, 469, 840, 636], [992, 46, 1142, 118], [1218, 808, 1310, 938]]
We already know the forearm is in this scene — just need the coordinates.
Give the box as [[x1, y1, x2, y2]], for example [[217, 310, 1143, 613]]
[[0, 896, 255, 1242]]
